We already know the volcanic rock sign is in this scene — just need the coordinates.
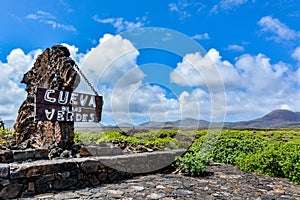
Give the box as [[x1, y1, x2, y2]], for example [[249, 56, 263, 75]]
[[14, 45, 103, 149], [35, 88, 103, 123]]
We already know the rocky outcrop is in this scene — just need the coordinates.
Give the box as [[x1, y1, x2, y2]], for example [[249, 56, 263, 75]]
[[14, 45, 80, 149]]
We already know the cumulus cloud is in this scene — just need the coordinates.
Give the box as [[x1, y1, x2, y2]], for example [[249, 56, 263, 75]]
[[170, 47, 300, 121], [75, 34, 147, 124], [26, 10, 77, 32], [171, 48, 291, 93], [109, 84, 182, 124], [170, 48, 240, 90], [225, 52, 295, 120], [79, 34, 144, 89], [93, 15, 147, 32], [0, 48, 42, 120], [258, 16, 300, 42], [235, 53, 290, 94]]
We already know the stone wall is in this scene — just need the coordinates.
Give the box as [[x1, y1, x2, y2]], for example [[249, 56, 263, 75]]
[[0, 150, 184, 199]]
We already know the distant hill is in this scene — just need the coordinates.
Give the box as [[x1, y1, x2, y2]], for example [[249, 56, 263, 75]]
[[172, 118, 209, 128], [261, 109, 300, 122], [139, 118, 209, 129], [139, 121, 171, 129], [138, 109, 300, 129], [225, 109, 300, 129]]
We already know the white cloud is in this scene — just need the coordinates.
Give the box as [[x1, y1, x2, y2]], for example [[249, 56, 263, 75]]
[[235, 53, 290, 94], [224, 52, 294, 121], [60, 43, 85, 63], [191, 33, 210, 40], [170, 48, 240, 90], [42, 20, 76, 32], [220, 0, 248, 9], [292, 46, 300, 63], [76, 34, 146, 124], [168, 2, 191, 20], [26, 10, 55, 20], [225, 44, 244, 51], [258, 16, 300, 42], [0, 48, 42, 120], [170, 48, 300, 121], [211, 0, 248, 13], [79, 34, 143, 89], [178, 89, 209, 119], [93, 15, 147, 32], [292, 46, 300, 85], [168, 0, 205, 21], [59, 0, 75, 13], [26, 10, 77, 32], [110, 84, 182, 124]]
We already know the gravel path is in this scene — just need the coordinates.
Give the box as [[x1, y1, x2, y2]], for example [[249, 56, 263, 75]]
[[26, 163, 300, 200]]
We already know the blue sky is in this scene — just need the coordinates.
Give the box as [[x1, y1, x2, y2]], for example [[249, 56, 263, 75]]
[[1, 0, 300, 125]]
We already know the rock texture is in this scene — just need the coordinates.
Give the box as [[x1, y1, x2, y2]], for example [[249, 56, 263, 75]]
[[14, 45, 80, 149], [0, 151, 181, 198], [30, 163, 300, 200]]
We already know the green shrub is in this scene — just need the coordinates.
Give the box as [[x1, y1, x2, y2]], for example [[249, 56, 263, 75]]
[[174, 132, 217, 176], [209, 131, 267, 164], [175, 151, 208, 176], [237, 141, 300, 184]]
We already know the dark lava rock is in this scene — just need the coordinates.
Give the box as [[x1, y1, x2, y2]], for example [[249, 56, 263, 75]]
[[14, 45, 80, 149]]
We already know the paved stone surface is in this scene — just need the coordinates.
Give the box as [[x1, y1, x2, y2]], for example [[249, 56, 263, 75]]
[[25, 163, 300, 200]]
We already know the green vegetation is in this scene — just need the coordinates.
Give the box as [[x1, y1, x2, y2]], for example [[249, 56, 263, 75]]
[[237, 141, 300, 184], [1, 125, 298, 184], [174, 133, 209, 175], [74, 129, 197, 149], [208, 130, 268, 164], [0, 128, 17, 145], [174, 129, 300, 185], [23, 129, 300, 184]]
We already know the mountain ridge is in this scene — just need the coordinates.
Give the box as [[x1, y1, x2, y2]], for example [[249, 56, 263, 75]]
[[138, 109, 300, 129]]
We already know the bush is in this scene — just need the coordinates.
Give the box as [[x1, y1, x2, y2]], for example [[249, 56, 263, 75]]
[[237, 141, 300, 184], [174, 132, 217, 176], [175, 151, 208, 176], [209, 131, 267, 164]]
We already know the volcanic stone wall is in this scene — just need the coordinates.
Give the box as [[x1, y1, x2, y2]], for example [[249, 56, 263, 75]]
[[0, 150, 184, 199]]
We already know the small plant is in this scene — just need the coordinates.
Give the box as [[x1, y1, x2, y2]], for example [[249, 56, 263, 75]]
[[175, 151, 208, 176], [0, 128, 17, 145], [174, 133, 212, 176]]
